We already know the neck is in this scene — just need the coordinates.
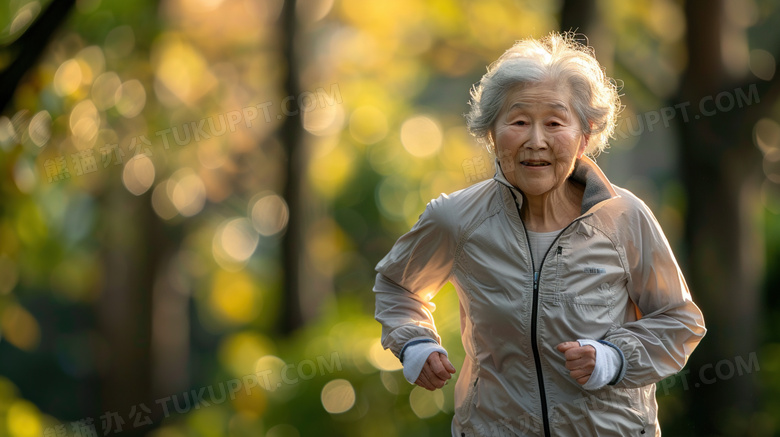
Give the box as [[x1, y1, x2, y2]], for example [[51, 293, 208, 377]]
[[521, 181, 584, 232]]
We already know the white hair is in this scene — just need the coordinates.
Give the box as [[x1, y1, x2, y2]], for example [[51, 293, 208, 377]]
[[466, 32, 622, 156]]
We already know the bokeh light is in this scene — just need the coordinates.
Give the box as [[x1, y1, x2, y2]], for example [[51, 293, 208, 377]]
[[409, 385, 444, 419], [379, 371, 399, 394], [152, 34, 217, 105], [348, 106, 388, 145], [749, 49, 776, 81], [755, 118, 780, 155], [209, 269, 260, 325], [0, 116, 16, 150], [8, 2, 40, 38], [53, 59, 83, 97], [75, 45, 106, 86], [7, 400, 42, 437], [104, 25, 135, 59], [212, 218, 259, 269], [762, 179, 780, 214], [1, 304, 41, 352], [303, 102, 345, 136], [250, 193, 289, 236], [647, 0, 685, 43], [151, 180, 179, 220], [197, 140, 227, 170], [69, 100, 100, 148], [266, 423, 301, 437], [14, 201, 47, 247], [27, 111, 51, 147], [376, 175, 419, 221], [218, 331, 275, 377], [296, 0, 334, 24], [13, 159, 36, 194], [122, 154, 156, 196], [0, 255, 19, 295], [763, 149, 780, 183], [308, 142, 356, 198], [254, 355, 287, 392], [92, 72, 122, 110], [366, 338, 402, 371], [169, 169, 206, 217], [400, 115, 443, 158], [320, 379, 355, 414], [115, 79, 147, 118]]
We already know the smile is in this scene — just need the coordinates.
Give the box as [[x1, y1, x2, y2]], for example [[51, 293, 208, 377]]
[[521, 160, 551, 167]]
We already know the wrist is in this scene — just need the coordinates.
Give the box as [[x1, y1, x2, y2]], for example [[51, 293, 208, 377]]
[[401, 339, 447, 384], [577, 339, 623, 390]]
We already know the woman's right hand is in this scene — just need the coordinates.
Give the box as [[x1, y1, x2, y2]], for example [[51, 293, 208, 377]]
[[415, 352, 456, 391]]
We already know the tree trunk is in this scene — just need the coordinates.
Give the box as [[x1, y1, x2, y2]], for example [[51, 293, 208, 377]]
[[96, 188, 161, 434], [679, 0, 763, 433], [280, 0, 305, 335], [559, 0, 597, 35], [0, 0, 76, 113], [559, 0, 614, 75]]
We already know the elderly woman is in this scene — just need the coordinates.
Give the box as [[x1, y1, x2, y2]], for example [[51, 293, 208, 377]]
[[373, 33, 706, 436]]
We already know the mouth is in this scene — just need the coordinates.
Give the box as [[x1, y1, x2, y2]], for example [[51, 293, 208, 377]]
[[521, 160, 551, 167]]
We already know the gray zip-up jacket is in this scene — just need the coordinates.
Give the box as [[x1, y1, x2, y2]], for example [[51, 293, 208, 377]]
[[374, 157, 706, 436]]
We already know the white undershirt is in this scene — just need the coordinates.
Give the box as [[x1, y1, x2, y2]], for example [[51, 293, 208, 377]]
[[526, 229, 561, 272]]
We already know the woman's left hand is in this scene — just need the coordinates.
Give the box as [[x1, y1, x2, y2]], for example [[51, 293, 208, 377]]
[[556, 342, 596, 385]]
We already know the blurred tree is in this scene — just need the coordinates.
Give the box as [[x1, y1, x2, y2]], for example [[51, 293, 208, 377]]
[[0, 0, 76, 112], [679, 0, 778, 433], [559, 0, 614, 73], [560, 0, 597, 35], [279, 0, 305, 335]]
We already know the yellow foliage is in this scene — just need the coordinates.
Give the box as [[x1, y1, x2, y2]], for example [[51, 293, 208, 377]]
[[209, 270, 261, 325]]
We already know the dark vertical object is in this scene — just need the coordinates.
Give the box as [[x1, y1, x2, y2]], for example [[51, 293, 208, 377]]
[[150, 248, 189, 403], [96, 189, 161, 435], [1, 0, 161, 430], [279, 0, 304, 334], [679, 0, 768, 433], [0, 0, 77, 113], [559, 0, 614, 75], [559, 0, 597, 35]]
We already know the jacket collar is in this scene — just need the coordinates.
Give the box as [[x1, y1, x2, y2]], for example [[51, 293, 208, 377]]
[[492, 156, 619, 215]]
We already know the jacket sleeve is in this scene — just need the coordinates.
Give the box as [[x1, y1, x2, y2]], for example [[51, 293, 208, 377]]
[[604, 198, 706, 388], [374, 196, 457, 358]]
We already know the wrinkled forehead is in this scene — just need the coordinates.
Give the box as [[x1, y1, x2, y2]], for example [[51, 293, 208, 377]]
[[499, 81, 574, 115]]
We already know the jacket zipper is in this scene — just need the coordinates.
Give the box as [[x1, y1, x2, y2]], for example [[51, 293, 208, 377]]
[[529, 267, 549, 437], [509, 188, 583, 437]]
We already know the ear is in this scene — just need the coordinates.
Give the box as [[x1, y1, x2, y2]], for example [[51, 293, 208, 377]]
[[487, 130, 497, 156], [577, 134, 589, 159]]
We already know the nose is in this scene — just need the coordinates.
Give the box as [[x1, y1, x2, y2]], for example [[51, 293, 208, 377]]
[[524, 124, 548, 151]]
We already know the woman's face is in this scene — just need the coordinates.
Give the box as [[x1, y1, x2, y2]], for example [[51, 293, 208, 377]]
[[492, 81, 587, 198]]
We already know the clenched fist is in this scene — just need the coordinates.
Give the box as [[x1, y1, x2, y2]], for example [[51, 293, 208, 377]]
[[556, 341, 596, 385], [415, 352, 456, 391]]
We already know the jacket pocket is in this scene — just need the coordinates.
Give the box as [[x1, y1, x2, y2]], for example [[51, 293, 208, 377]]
[[617, 387, 648, 429], [546, 245, 620, 308]]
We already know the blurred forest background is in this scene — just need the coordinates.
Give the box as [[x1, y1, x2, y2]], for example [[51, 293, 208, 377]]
[[0, 0, 779, 436]]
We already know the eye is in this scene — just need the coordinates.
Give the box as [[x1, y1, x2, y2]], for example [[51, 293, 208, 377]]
[[514, 120, 527, 126]]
